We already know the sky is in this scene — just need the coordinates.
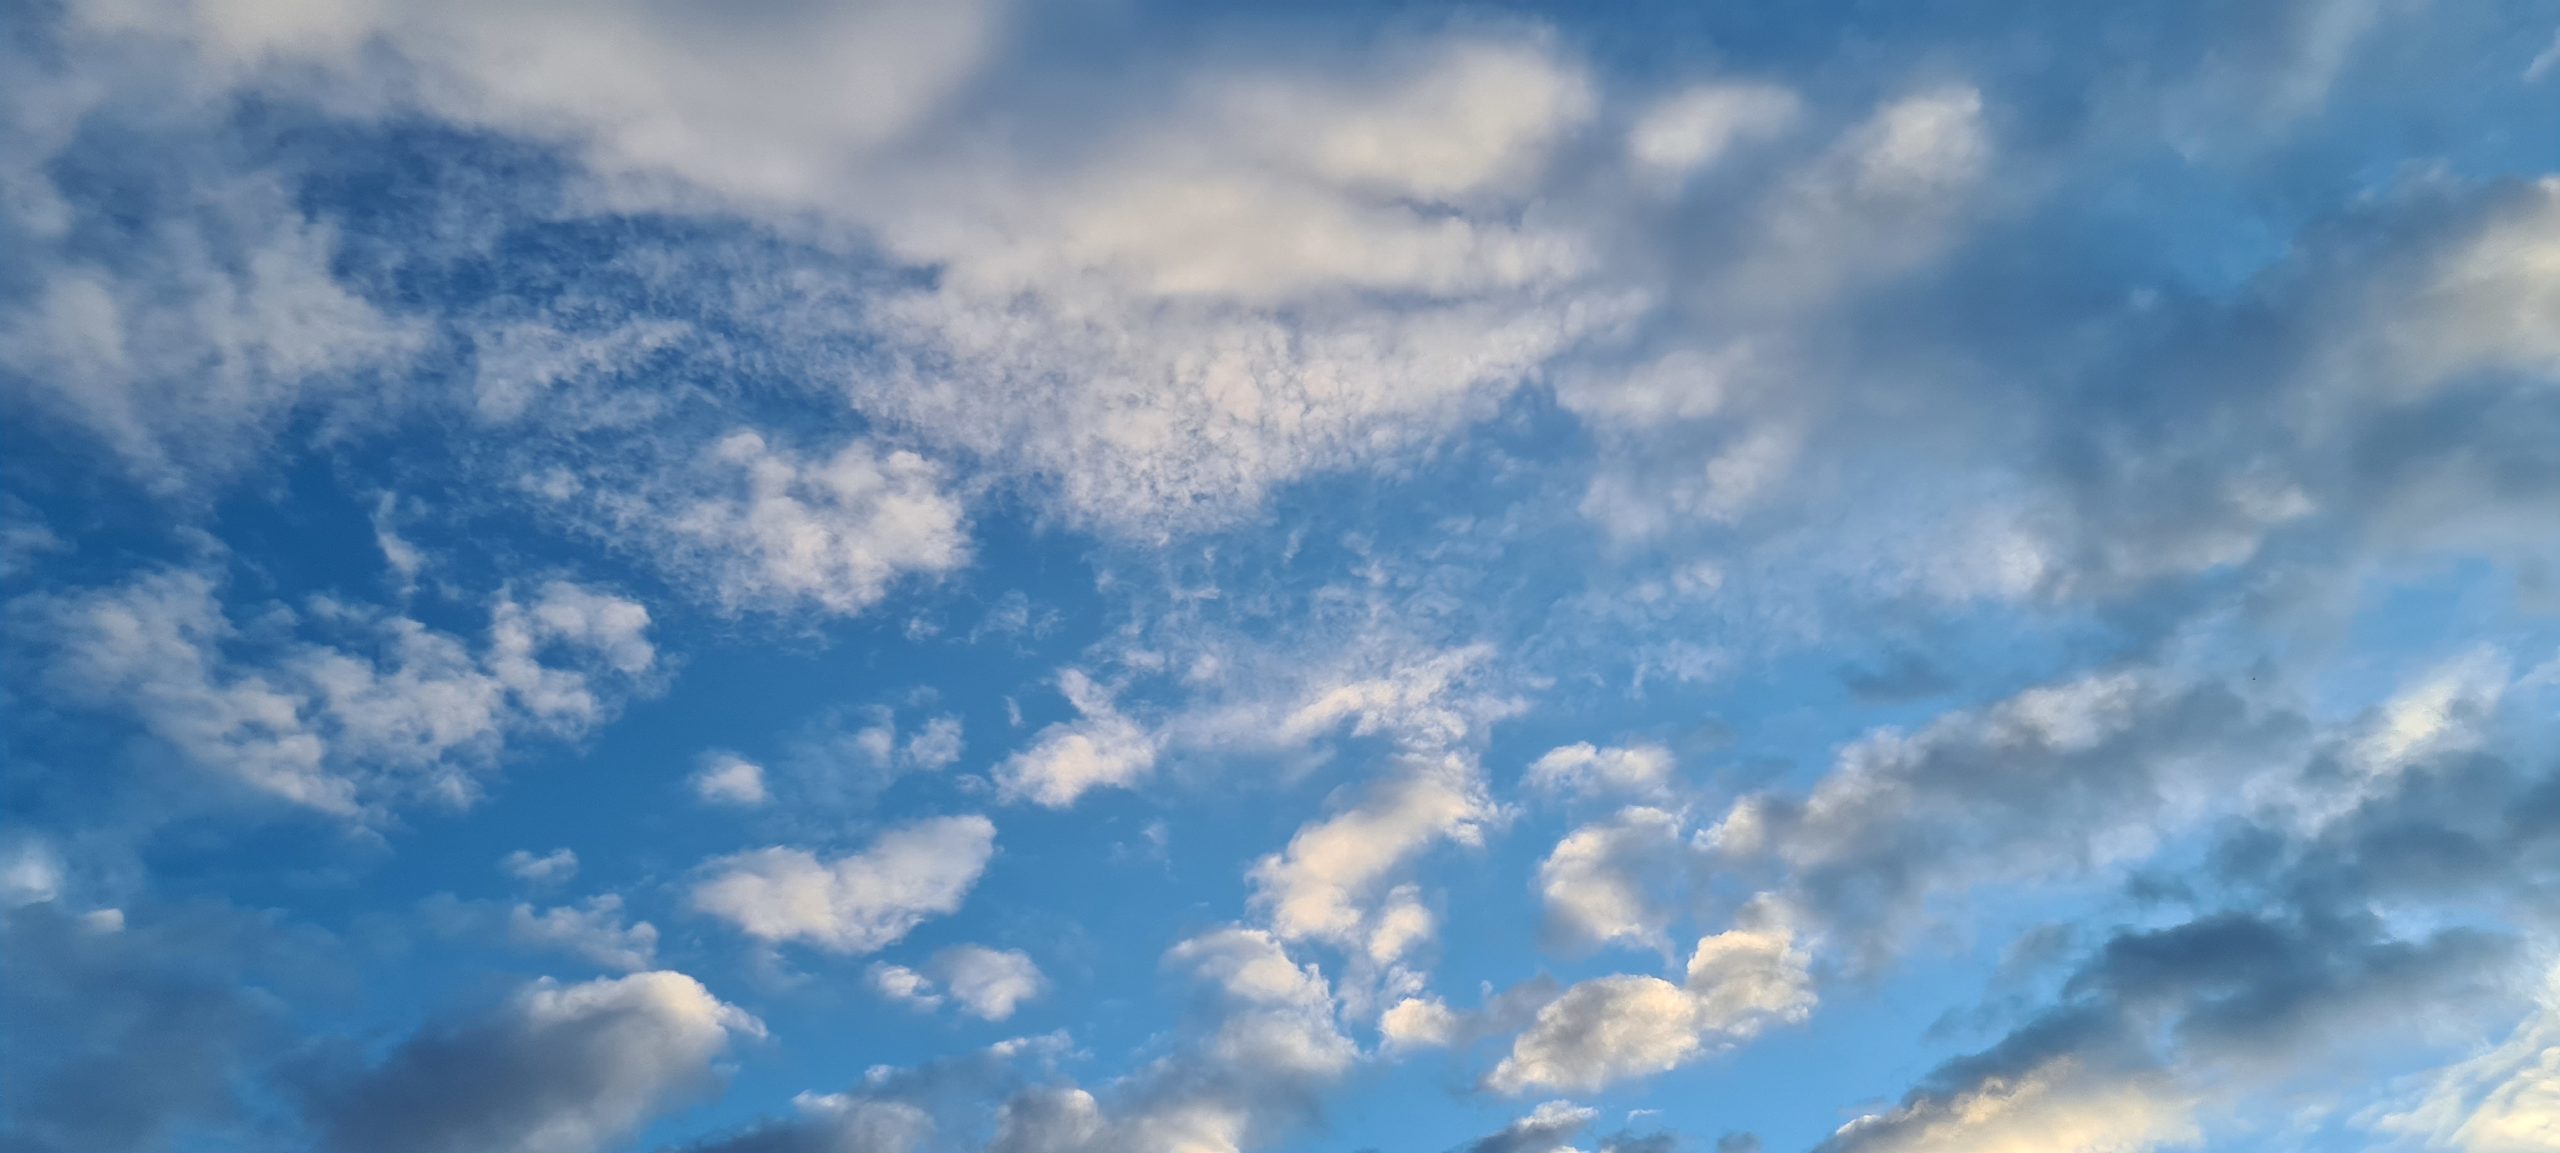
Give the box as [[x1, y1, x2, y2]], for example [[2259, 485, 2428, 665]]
[[3, 2, 2559, 1152]]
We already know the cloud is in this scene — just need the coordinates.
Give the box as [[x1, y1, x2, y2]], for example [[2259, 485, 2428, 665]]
[[0, 22, 423, 493], [691, 754, 771, 808], [0, 900, 318, 1153], [933, 945, 1048, 1021], [1455, 1100, 1598, 1153], [21, 568, 657, 816], [1250, 753, 1492, 964], [1705, 668, 2290, 958], [1487, 919, 1813, 1094], [1536, 806, 1685, 952], [1819, 1059, 2200, 1153], [995, 671, 1158, 808], [865, 946, 1047, 1021], [1627, 82, 1802, 187], [689, 815, 997, 954], [307, 970, 762, 1153], [661, 430, 969, 616], [500, 849, 579, 887], [507, 896, 659, 973], [2381, 967, 2560, 1153], [1523, 743, 1676, 801]]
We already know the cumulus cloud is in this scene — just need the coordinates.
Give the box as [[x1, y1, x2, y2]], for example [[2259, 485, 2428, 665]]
[[662, 430, 969, 616], [1455, 1100, 1599, 1153], [867, 946, 1047, 1021], [1705, 669, 2289, 957], [1487, 920, 1813, 1094], [22, 568, 657, 816], [691, 753, 771, 808], [689, 815, 997, 954], [1536, 806, 1685, 953], [307, 970, 763, 1153], [501, 849, 579, 887], [1523, 743, 1676, 801], [995, 671, 1158, 808], [1250, 753, 1493, 964], [507, 896, 659, 973]]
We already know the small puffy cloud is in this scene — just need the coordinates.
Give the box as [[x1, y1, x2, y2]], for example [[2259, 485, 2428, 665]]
[[1250, 754, 1493, 963], [904, 715, 966, 772], [866, 946, 1047, 1021], [690, 754, 770, 808], [689, 815, 997, 954], [995, 671, 1157, 808], [501, 849, 579, 887], [1380, 995, 1461, 1051], [933, 945, 1048, 1021], [508, 897, 658, 973], [667, 430, 969, 616], [1488, 921, 1813, 1094], [1536, 807, 1685, 953], [307, 971, 763, 1153], [1524, 744, 1675, 801], [24, 568, 657, 816], [1458, 1100, 1599, 1153], [868, 962, 943, 1011]]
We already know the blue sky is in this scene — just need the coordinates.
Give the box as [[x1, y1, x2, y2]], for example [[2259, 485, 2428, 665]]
[[5, 2, 2560, 1152]]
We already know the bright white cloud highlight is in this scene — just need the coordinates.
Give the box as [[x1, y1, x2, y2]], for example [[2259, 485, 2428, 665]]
[[688, 815, 997, 954]]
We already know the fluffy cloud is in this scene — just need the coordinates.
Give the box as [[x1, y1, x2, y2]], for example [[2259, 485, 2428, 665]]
[[1250, 754, 1492, 964], [690, 754, 771, 808], [1535, 806, 1685, 952], [868, 945, 1047, 1021], [995, 670, 1158, 808], [23, 568, 657, 816], [1487, 921, 1813, 1094], [307, 970, 763, 1153], [1523, 743, 1676, 801], [689, 815, 997, 954], [507, 897, 659, 973], [501, 849, 579, 886], [662, 430, 969, 616], [1705, 669, 2288, 956], [1457, 1100, 1599, 1153], [1626, 82, 1802, 186]]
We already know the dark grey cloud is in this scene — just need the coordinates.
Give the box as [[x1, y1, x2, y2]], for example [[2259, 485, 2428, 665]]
[[304, 970, 760, 1153], [0, 901, 314, 1153]]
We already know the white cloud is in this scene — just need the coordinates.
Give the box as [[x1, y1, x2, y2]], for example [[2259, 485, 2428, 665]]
[[690, 753, 770, 808], [1379, 995, 1461, 1051], [689, 814, 996, 954], [1467, 1101, 1600, 1153], [508, 895, 658, 972], [933, 945, 1048, 1021], [1487, 920, 1812, 1094], [501, 848, 579, 887], [30, 568, 656, 815], [1824, 1060, 2200, 1153], [308, 970, 764, 1153], [1249, 753, 1493, 963], [868, 961, 944, 1011], [995, 670, 1158, 808], [1627, 82, 1801, 186], [664, 430, 969, 616], [1536, 807, 1685, 953], [2379, 970, 2560, 1153], [1524, 743, 1676, 801], [905, 715, 966, 772]]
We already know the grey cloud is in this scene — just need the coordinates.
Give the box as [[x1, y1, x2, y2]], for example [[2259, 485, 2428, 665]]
[[305, 970, 762, 1153]]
